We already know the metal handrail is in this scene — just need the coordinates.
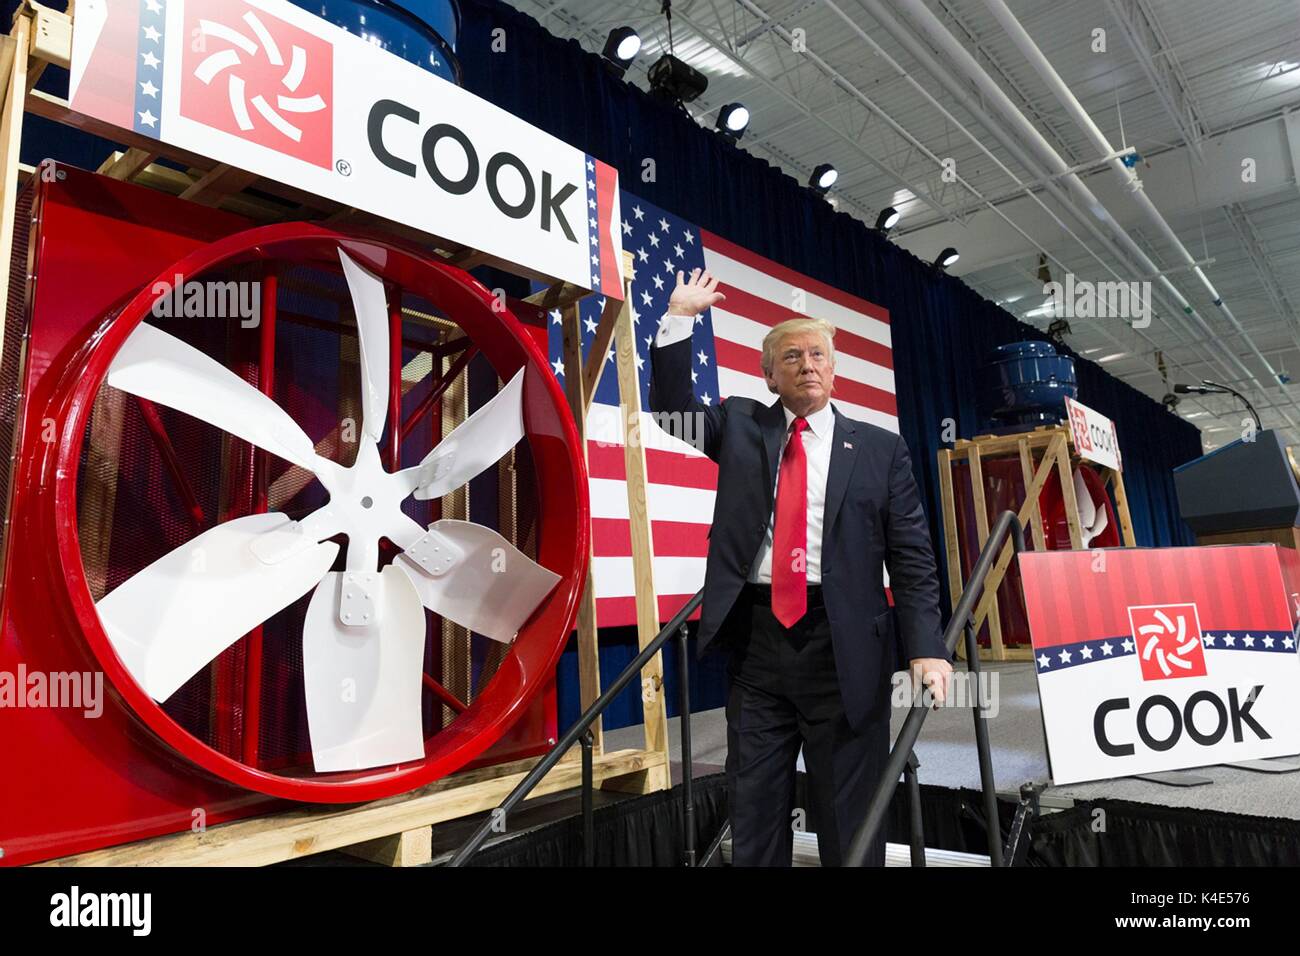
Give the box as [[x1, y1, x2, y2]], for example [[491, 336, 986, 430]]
[[845, 509, 1026, 866], [447, 589, 705, 867], [449, 508, 1025, 868]]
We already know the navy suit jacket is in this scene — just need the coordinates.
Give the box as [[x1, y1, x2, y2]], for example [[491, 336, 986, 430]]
[[648, 335, 948, 732]]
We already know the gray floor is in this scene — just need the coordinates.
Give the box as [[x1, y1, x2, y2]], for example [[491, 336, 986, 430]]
[[605, 661, 1300, 820]]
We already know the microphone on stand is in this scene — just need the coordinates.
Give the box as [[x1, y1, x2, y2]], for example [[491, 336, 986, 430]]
[[1174, 381, 1262, 432]]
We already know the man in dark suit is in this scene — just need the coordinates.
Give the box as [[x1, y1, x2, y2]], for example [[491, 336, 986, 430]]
[[647, 268, 953, 867]]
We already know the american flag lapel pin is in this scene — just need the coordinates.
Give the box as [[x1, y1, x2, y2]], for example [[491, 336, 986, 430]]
[[844, 441, 853, 450]]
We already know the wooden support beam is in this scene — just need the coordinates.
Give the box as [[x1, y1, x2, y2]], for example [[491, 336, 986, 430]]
[[38, 749, 665, 866], [601, 259, 669, 796], [1055, 435, 1085, 549], [26, 2, 70, 70], [560, 301, 602, 754], [951, 428, 1063, 458], [180, 163, 262, 207], [0, 16, 30, 364], [445, 248, 492, 270], [0, 37, 14, 112], [98, 147, 158, 182], [92, 155, 291, 222], [23, 58, 44, 92], [24, 90, 339, 215], [341, 827, 433, 868], [966, 445, 1005, 660], [438, 353, 472, 717], [1108, 468, 1138, 546], [970, 434, 1066, 636], [936, 448, 966, 659], [524, 279, 592, 312], [1019, 438, 1048, 551], [580, 291, 623, 416]]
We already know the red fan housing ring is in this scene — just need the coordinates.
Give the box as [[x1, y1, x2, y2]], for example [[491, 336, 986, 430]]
[[25, 223, 589, 803]]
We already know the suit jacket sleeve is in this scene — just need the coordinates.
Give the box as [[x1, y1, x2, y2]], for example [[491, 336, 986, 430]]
[[883, 434, 949, 662], [647, 313, 728, 463]]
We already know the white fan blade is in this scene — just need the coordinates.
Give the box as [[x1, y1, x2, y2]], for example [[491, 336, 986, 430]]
[[400, 368, 526, 501], [249, 505, 343, 565], [1073, 468, 1097, 546], [338, 250, 391, 444], [395, 519, 561, 643], [1073, 468, 1097, 527], [97, 513, 340, 701], [108, 323, 319, 471], [1087, 496, 1109, 543], [303, 565, 427, 772]]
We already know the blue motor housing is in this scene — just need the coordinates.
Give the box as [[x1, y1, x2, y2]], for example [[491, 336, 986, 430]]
[[289, 0, 462, 84], [979, 340, 1078, 432]]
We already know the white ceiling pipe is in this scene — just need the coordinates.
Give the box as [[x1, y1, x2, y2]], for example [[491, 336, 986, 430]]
[[890, 0, 1259, 387], [982, 0, 1294, 399], [852, 0, 1247, 401], [822, 0, 1232, 420], [891, 0, 1300, 434]]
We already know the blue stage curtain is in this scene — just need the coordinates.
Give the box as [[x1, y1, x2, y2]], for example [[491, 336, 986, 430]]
[[457, 0, 1203, 565]]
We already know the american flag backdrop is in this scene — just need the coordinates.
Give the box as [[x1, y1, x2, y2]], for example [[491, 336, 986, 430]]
[[539, 193, 897, 627]]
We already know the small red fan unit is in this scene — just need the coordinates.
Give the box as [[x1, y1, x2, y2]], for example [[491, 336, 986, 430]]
[[0, 163, 588, 865]]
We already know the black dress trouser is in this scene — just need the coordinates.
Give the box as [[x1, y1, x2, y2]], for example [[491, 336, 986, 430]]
[[723, 586, 888, 867]]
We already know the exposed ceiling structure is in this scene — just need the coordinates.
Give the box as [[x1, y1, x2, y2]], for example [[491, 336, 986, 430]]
[[508, 0, 1300, 449]]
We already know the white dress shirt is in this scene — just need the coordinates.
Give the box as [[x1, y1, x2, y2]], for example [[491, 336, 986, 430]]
[[750, 401, 833, 585], [654, 311, 833, 585]]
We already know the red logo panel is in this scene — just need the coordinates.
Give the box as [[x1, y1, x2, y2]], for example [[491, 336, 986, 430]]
[[1069, 403, 1093, 452], [179, 0, 333, 168], [1127, 603, 1208, 681]]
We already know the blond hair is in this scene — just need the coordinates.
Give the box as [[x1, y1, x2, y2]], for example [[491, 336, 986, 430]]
[[760, 318, 837, 376]]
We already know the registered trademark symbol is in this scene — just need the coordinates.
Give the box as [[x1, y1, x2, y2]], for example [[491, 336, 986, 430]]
[[336, 159, 352, 177]]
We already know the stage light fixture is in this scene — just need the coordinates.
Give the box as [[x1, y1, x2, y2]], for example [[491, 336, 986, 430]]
[[648, 53, 708, 105], [717, 103, 750, 140], [602, 27, 641, 77], [1046, 318, 1072, 347], [934, 247, 960, 270], [810, 164, 838, 193], [874, 206, 900, 232]]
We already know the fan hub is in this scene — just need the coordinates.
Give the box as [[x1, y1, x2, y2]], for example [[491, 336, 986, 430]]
[[310, 440, 421, 573]]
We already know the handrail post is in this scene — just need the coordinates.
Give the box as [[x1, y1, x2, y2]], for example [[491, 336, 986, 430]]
[[904, 750, 925, 867], [965, 617, 1004, 866], [677, 622, 696, 867], [580, 729, 595, 867], [845, 511, 1023, 867]]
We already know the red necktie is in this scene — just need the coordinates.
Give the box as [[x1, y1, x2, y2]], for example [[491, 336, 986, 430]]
[[772, 417, 809, 628]]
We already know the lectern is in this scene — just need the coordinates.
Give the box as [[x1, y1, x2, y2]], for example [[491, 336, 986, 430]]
[[1174, 429, 1300, 546]]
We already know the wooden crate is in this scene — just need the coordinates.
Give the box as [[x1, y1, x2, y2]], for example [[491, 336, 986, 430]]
[[937, 425, 1136, 662]]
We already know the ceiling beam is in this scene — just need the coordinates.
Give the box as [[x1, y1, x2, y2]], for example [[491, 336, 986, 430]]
[[1103, 0, 1209, 160]]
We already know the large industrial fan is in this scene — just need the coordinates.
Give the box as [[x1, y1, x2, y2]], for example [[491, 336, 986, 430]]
[[0, 163, 588, 864]]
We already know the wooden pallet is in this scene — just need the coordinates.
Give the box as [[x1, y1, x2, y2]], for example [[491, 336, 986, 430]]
[[38, 749, 664, 867], [938, 425, 1136, 662]]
